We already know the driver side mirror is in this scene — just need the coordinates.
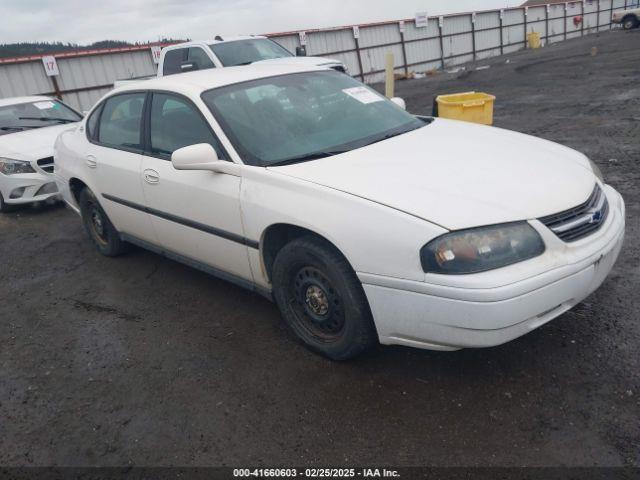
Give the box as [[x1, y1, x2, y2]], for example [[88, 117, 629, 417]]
[[171, 143, 239, 175], [295, 46, 307, 57]]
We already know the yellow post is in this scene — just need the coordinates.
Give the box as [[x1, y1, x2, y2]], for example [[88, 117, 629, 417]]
[[527, 32, 541, 49], [385, 52, 395, 99]]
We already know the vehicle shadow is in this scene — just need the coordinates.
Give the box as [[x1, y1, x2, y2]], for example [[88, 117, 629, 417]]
[[116, 238, 620, 386]]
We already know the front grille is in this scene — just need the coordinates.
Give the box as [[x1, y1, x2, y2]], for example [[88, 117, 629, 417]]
[[539, 185, 609, 242], [37, 156, 55, 173]]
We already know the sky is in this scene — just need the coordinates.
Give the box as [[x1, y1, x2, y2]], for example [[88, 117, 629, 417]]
[[1, 0, 523, 45]]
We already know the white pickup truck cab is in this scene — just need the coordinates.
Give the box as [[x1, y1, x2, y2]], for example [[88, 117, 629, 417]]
[[115, 36, 347, 87], [159, 36, 347, 76], [55, 65, 624, 360]]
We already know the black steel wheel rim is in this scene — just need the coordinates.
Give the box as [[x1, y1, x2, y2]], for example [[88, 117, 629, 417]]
[[87, 200, 108, 245], [289, 266, 345, 342]]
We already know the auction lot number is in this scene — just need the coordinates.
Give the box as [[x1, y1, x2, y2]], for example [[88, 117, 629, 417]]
[[233, 468, 400, 478]]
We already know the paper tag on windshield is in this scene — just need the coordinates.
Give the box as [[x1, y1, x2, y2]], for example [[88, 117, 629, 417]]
[[342, 87, 384, 105], [34, 101, 55, 110]]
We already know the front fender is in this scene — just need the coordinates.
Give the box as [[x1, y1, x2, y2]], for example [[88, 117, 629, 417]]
[[240, 166, 446, 287]]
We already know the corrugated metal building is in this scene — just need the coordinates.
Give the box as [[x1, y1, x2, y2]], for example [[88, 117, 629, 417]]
[[0, 0, 628, 111], [0, 43, 171, 111]]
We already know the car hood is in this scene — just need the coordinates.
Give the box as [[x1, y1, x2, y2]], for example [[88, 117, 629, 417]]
[[268, 118, 597, 230], [253, 56, 343, 68], [0, 123, 79, 160]]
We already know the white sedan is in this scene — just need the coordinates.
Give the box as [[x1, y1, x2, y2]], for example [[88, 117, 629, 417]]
[[0, 96, 82, 212], [54, 65, 625, 360]]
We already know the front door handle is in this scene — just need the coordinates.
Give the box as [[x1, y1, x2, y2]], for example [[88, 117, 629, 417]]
[[86, 155, 97, 169], [143, 169, 160, 184]]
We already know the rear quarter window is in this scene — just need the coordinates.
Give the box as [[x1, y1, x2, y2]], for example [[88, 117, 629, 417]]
[[86, 104, 102, 140]]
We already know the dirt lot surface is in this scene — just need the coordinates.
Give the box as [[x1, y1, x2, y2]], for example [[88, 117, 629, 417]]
[[1, 29, 638, 468]]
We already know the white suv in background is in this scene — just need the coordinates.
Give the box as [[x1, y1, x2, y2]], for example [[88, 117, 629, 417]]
[[158, 37, 347, 76], [0, 96, 82, 212]]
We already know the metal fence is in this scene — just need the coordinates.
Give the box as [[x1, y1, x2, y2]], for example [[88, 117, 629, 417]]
[[0, 0, 631, 111], [268, 0, 629, 83]]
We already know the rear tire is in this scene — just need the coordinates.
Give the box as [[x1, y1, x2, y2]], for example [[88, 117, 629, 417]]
[[623, 16, 639, 30], [79, 188, 128, 257], [272, 236, 378, 361]]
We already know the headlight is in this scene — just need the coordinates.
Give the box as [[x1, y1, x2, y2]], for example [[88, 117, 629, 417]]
[[588, 158, 604, 182], [0, 157, 36, 175], [420, 222, 545, 274]]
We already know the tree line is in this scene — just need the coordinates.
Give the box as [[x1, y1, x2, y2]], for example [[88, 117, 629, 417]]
[[0, 39, 187, 58]]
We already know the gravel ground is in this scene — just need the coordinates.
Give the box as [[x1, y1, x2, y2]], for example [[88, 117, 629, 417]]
[[0, 29, 638, 468]]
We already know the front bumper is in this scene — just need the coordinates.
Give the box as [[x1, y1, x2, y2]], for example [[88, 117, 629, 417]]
[[0, 172, 60, 205], [360, 186, 625, 351]]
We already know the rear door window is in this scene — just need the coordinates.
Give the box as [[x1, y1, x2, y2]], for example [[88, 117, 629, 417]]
[[162, 49, 186, 75], [187, 47, 215, 70], [97, 93, 145, 151]]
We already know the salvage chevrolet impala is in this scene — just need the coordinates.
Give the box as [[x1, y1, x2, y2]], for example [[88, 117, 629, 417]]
[[54, 65, 625, 360]]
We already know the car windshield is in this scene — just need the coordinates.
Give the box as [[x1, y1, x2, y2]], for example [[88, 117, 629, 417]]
[[0, 99, 81, 136], [210, 39, 294, 67], [202, 71, 425, 166]]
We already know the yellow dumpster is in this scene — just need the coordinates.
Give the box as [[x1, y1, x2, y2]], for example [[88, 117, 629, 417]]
[[528, 31, 541, 49], [436, 92, 496, 125]]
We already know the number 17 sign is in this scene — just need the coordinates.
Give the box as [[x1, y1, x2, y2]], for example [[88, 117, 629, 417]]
[[151, 46, 162, 64], [42, 56, 59, 76]]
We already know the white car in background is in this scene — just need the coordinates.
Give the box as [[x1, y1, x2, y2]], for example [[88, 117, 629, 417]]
[[0, 96, 82, 212], [115, 36, 347, 87], [54, 65, 624, 360]]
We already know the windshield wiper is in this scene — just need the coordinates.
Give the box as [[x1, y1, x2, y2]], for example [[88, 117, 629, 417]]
[[269, 149, 349, 167], [0, 125, 40, 131], [18, 116, 76, 124]]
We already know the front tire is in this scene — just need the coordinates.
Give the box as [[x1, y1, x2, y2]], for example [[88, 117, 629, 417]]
[[272, 236, 378, 360], [79, 188, 128, 257], [623, 16, 639, 30]]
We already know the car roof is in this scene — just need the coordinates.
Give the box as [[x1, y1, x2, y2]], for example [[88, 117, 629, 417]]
[[166, 36, 268, 48], [113, 64, 327, 97], [0, 95, 55, 108]]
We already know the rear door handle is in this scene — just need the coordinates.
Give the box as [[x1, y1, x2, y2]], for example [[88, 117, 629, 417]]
[[143, 169, 160, 184], [86, 155, 97, 169]]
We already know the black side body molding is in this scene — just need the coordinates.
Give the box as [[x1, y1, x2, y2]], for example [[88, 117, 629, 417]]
[[102, 193, 260, 249]]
